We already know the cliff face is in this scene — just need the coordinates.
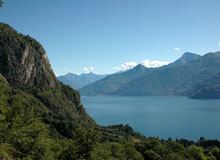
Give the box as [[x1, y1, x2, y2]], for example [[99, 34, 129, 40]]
[[0, 23, 95, 138], [0, 23, 58, 88]]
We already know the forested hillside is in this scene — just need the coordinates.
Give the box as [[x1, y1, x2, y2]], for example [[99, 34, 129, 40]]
[[190, 72, 220, 99]]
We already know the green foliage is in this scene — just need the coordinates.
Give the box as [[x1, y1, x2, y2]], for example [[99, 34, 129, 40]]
[[1, 80, 220, 159], [60, 127, 100, 160], [188, 145, 207, 160], [143, 150, 161, 160], [99, 124, 146, 143]]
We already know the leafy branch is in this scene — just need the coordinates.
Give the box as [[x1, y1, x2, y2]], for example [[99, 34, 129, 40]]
[[0, 0, 3, 7]]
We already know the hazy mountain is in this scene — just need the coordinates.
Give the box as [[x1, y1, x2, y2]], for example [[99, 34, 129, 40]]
[[79, 52, 201, 96], [79, 64, 155, 96], [58, 72, 107, 89], [113, 52, 220, 96], [169, 52, 201, 67], [80, 52, 220, 97], [190, 72, 220, 99]]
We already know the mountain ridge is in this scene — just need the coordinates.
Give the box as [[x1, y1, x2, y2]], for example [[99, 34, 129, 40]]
[[58, 72, 107, 89], [79, 64, 155, 96], [112, 51, 220, 96], [170, 52, 201, 66], [79, 52, 208, 97]]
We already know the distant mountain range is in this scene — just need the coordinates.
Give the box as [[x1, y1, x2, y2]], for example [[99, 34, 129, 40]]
[[57, 72, 107, 89], [78, 64, 155, 95], [79, 52, 220, 99]]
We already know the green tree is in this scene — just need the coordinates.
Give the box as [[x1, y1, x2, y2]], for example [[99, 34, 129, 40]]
[[188, 145, 207, 160], [0, 0, 3, 7], [60, 127, 100, 160], [143, 150, 161, 160]]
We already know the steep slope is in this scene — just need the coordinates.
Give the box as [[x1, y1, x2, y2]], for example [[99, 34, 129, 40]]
[[190, 72, 220, 99], [58, 72, 107, 89], [0, 23, 58, 89], [79, 64, 155, 96], [113, 52, 220, 96], [169, 52, 201, 67], [0, 22, 94, 137]]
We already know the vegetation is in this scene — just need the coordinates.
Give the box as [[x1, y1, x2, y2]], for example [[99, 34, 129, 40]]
[[1, 87, 220, 160]]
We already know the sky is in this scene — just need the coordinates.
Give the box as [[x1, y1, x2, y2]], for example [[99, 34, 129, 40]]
[[1, 0, 220, 75]]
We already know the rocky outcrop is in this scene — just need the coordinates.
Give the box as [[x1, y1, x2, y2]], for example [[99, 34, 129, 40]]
[[0, 23, 95, 137], [0, 73, 8, 84], [0, 23, 58, 88]]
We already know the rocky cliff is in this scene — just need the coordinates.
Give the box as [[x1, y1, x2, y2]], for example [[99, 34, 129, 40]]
[[0, 23, 58, 88], [0, 23, 95, 138]]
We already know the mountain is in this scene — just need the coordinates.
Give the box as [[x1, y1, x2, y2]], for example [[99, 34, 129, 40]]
[[0, 22, 94, 133], [113, 52, 220, 96], [169, 52, 201, 67], [190, 72, 220, 99], [79, 52, 201, 96], [58, 72, 107, 89], [79, 64, 155, 96], [0, 24, 58, 89], [80, 51, 220, 97]]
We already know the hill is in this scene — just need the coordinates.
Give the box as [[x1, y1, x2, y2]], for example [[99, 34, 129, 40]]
[[58, 72, 107, 89]]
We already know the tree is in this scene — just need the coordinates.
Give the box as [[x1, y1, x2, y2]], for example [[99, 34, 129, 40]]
[[0, 0, 3, 7], [60, 127, 100, 160]]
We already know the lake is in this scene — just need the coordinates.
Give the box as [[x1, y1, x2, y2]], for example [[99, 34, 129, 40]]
[[82, 96, 220, 141]]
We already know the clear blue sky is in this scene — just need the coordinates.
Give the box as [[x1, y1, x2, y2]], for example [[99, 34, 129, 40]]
[[1, 0, 220, 75]]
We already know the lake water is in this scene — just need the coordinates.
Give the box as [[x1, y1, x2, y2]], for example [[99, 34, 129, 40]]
[[82, 96, 220, 141]]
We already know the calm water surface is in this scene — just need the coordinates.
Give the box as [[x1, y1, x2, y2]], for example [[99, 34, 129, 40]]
[[82, 96, 220, 140]]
